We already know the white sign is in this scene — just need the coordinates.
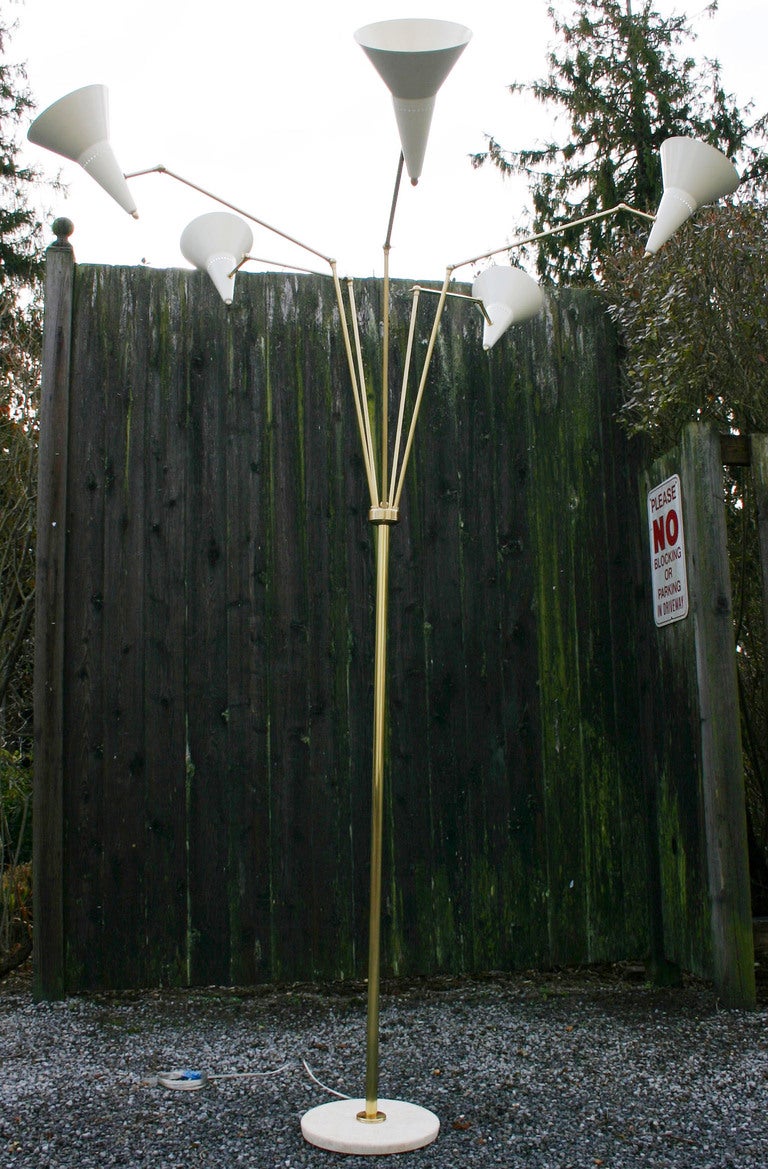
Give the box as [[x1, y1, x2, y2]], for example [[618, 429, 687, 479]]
[[648, 473, 689, 627]]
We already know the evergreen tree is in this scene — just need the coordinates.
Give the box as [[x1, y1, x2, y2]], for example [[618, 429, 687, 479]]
[[0, 5, 42, 723], [472, 0, 764, 284], [0, 5, 45, 969], [0, 10, 43, 288]]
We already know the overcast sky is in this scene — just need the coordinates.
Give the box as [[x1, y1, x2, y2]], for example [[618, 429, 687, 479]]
[[10, 0, 768, 281]]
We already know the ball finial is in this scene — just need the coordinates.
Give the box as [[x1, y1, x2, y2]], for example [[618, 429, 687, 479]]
[[52, 217, 74, 246]]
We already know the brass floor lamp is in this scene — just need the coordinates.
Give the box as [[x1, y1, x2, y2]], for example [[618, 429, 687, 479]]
[[28, 14, 740, 1156]]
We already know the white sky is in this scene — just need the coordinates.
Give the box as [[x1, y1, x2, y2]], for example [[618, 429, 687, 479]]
[[9, 0, 768, 281]]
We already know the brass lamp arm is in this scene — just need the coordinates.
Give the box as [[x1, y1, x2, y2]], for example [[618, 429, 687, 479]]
[[411, 284, 493, 325], [229, 256, 324, 277], [125, 164, 337, 268], [449, 201, 656, 274]]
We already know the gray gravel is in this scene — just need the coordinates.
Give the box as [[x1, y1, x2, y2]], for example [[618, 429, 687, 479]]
[[1, 968, 767, 1168]]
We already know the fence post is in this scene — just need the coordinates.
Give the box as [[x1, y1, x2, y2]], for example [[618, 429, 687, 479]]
[[33, 220, 75, 1000], [750, 436, 768, 702], [682, 423, 755, 1008]]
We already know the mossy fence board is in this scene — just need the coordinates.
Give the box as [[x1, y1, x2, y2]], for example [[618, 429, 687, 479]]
[[32, 248, 749, 999], [640, 425, 755, 1007]]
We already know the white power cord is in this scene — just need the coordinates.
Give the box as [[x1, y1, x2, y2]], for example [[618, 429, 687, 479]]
[[301, 1059, 351, 1100], [153, 1063, 293, 1091], [150, 1055, 351, 1100]]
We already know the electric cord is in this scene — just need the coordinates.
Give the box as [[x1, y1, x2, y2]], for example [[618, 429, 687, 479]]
[[152, 1063, 292, 1091], [301, 1059, 351, 1100], [149, 1059, 349, 1098]]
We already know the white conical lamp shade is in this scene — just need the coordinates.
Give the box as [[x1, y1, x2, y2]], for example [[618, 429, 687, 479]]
[[645, 136, 739, 254], [354, 19, 471, 182], [27, 85, 138, 217], [180, 213, 254, 305], [472, 266, 544, 350]]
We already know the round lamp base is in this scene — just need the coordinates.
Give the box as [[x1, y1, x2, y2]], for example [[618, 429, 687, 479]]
[[301, 1098, 440, 1155]]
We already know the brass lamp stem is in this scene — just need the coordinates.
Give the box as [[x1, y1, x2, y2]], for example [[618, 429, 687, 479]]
[[381, 155, 404, 509], [361, 513, 397, 1122], [344, 156, 431, 1124], [382, 246, 390, 490]]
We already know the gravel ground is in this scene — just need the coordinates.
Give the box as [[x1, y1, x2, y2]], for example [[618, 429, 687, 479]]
[[1, 966, 767, 1168]]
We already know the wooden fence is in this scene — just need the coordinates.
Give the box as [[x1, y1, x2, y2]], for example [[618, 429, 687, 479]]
[[33, 233, 754, 1003]]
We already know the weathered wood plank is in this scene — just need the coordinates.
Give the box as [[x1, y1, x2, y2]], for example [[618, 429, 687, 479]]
[[640, 425, 756, 1003], [299, 285, 359, 979], [598, 362, 652, 962], [185, 277, 232, 984], [492, 331, 549, 970], [142, 271, 189, 985], [394, 307, 470, 975], [264, 283, 316, 979], [571, 303, 639, 960], [681, 423, 755, 1008], [33, 230, 75, 1000], [749, 435, 768, 722], [97, 268, 149, 989], [223, 277, 277, 983], [641, 447, 712, 980], [452, 326, 509, 971], [61, 266, 110, 991], [526, 300, 591, 965]]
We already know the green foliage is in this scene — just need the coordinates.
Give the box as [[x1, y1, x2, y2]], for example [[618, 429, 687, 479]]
[[0, 3, 44, 973], [0, 746, 30, 863], [604, 202, 768, 451], [0, 8, 44, 289], [471, 0, 766, 284], [0, 742, 32, 965], [0, 322, 37, 735]]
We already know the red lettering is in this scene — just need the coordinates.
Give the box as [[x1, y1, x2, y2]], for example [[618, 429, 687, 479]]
[[666, 509, 678, 546], [653, 516, 666, 553]]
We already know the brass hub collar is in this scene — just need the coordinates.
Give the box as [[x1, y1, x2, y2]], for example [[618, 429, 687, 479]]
[[369, 505, 400, 525]]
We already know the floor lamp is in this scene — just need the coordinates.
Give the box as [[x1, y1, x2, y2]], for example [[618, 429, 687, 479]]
[[28, 15, 740, 1156]]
